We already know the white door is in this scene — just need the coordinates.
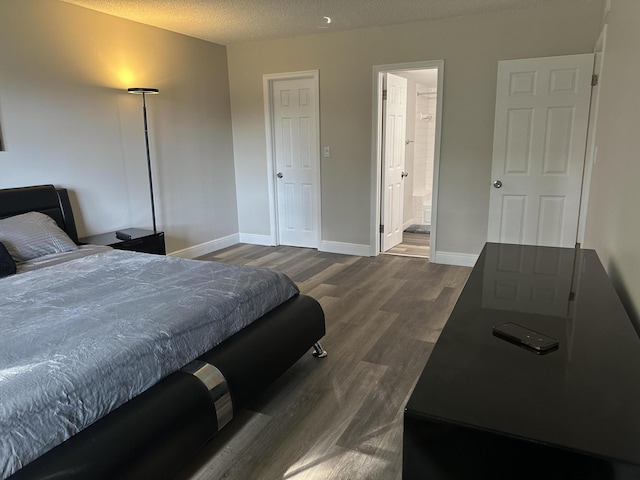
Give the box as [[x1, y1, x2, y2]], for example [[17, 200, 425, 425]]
[[381, 73, 408, 251], [487, 54, 594, 247], [272, 76, 320, 248]]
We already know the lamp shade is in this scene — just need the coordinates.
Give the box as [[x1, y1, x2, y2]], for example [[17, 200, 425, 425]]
[[128, 87, 159, 95]]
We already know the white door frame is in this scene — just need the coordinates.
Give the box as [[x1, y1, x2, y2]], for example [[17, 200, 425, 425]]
[[370, 60, 444, 258], [577, 25, 607, 245], [263, 70, 321, 246]]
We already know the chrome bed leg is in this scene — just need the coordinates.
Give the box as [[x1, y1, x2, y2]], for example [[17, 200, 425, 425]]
[[312, 342, 327, 358]]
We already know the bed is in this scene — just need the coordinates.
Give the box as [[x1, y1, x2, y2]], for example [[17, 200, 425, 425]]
[[0, 184, 326, 480]]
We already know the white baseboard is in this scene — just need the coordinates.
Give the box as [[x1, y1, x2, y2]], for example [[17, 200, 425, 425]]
[[239, 233, 274, 246], [320, 240, 371, 257], [167, 235, 478, 267], [170, 235, 371, 258], [169, 233, 240, 259], [403, 218, 414, 230], [432, 250, 478, 267]]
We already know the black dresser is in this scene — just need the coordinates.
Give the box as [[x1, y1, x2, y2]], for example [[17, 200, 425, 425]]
[[404, 243, 640, 480]]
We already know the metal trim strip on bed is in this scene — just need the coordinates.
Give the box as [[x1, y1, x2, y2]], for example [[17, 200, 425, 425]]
[[182, 360, 233, 430]]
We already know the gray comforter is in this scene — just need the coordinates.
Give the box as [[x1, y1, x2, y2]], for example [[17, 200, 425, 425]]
[[0, 250, 299, 479]]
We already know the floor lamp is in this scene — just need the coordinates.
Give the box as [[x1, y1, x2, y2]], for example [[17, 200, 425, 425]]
[[128, 87, 159, 233]]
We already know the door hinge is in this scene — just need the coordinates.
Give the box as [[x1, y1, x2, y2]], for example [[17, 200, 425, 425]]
[[379, 224, 384, 233], [382, 89, 387, 101], [592, 74, 599, 86]]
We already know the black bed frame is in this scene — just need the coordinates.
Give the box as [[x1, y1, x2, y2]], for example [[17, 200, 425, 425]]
[[1, 185, 326, 480]]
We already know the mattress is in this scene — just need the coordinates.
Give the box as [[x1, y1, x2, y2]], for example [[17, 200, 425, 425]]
[[0, 249, 299, 479]]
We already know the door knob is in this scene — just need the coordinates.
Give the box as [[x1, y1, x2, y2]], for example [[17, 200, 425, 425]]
[[277, 172, 283, 178], [401, 172, 409, 178], [493, 180, 502, 188]]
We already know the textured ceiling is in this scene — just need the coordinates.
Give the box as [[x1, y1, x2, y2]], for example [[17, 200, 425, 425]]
[[60, 0, 592, 46]]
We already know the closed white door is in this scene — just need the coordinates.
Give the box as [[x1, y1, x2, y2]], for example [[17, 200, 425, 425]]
[[272, 77, 319, 248], [487, 54, 594, 247], [381, 73, 408, 251]]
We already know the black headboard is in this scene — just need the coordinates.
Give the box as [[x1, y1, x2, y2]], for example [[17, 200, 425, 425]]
[[0, 185, 80, 244]]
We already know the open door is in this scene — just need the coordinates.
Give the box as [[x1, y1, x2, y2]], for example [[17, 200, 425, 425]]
[[487, 54, 594, 248], [381, 73, 408, 252]]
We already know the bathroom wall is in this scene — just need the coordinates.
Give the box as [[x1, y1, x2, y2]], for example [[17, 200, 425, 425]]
[[412, 83, 437, 227]]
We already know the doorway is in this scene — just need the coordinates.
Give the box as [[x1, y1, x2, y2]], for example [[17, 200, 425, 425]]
[[371, 61, 444, 259]]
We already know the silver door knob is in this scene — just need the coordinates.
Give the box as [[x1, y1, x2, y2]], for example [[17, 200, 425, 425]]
[[277, 172, 283, 178], [401, 171, 409, 178], [493, 180, 502, 188]]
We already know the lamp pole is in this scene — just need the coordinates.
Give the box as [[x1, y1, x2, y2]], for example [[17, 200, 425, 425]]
[[128, 87, 159, 233]]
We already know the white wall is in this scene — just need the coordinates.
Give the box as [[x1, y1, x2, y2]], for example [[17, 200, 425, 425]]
[[227, 2, 603, 256], [413, 85, 437, 226], [403, 79, 417, 228], [0, 0, 238, 255], [396, 72, 438, 230], [584, 0, 640, 321]]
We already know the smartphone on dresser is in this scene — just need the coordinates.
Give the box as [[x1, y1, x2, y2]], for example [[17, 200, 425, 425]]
[[493, 322, 558, 354]]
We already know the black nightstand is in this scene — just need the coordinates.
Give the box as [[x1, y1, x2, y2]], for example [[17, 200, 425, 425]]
[[79, 228, 166, 255]]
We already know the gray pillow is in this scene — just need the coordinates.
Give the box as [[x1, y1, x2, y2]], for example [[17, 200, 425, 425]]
[[0, 211, 78, 262]]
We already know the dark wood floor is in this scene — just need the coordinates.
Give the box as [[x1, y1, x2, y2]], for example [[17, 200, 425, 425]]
[[175, 244, 470, 480], [386, 232, 430, 258]]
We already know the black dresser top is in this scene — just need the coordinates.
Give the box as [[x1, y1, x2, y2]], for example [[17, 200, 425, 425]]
[[406, 243, 640, 466]]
